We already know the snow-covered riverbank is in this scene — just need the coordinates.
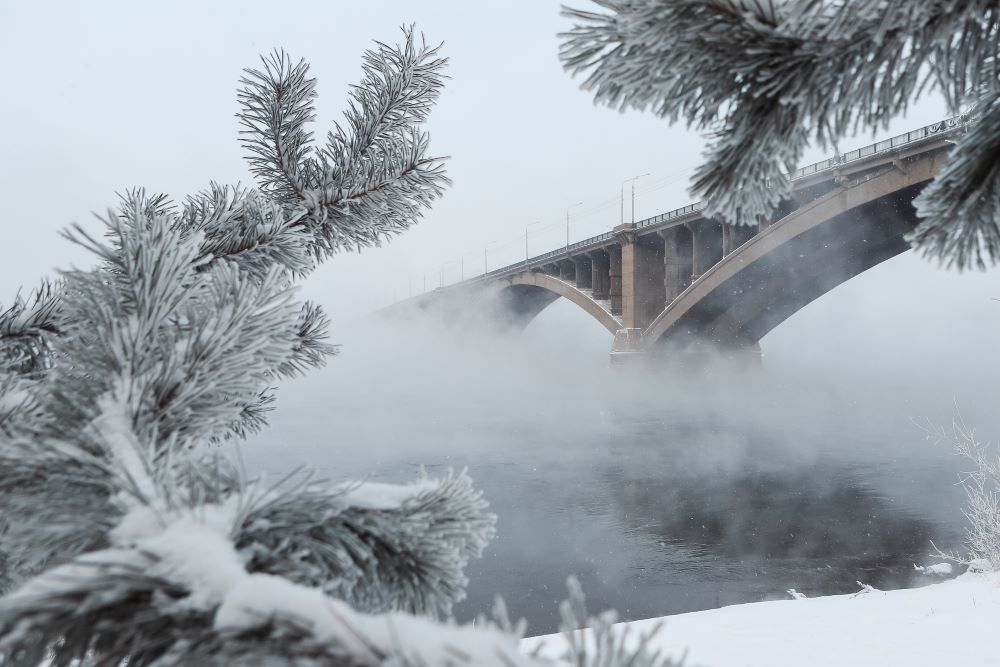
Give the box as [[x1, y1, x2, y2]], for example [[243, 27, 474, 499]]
[[524, 572, 1000, 666]]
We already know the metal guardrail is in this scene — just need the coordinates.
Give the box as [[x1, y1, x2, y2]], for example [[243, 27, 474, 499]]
[[634, 202, 705, 231], [789, 115, 966, 179], [459, 114, 969, 286]]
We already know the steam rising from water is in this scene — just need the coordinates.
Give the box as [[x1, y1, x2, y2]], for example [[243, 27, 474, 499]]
[[246, 251, 998, 631]]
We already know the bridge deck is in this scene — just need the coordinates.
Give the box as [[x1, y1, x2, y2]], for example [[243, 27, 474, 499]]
[[457, 115, 968, 287], [393, 115, 970, 359]]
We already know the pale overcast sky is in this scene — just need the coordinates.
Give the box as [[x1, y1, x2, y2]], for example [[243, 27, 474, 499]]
[[1, 1, 997, 394]]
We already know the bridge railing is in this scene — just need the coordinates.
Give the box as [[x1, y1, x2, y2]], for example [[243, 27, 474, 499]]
[[790, 115, 967, 179], [634, 202, 706, 230], [461, 114, 969, 286]]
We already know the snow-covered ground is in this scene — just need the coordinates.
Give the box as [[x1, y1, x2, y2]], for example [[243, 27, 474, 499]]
[[524, 572, 1000, 666]]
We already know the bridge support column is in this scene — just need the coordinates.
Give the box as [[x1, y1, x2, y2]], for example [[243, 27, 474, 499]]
[[558, 259, 576, 282], [573, 255, 592, 290], [659, 226, 692, 305], [609, 245, 623, 316], [723, 223, 757, 255], [618, 226, 665, 330], [688, 220, 723, 282], [589, 250, 610, 301], [732, 222, 756, 249]]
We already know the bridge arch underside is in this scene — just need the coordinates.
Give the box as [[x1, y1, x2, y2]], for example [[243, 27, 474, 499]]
[[645, 181, 928, 351], [492, 275, 620, 335]]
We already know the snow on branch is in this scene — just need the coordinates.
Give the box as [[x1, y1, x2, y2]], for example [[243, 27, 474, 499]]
[[0, 282, 61, 377], [0, 27, 687, 667], [51, 211, 304, 450], [560, 0, 1000, 264], [237, 26, 451, 259], [178, 184, 317, 279], [237, 50, 317, 201], [0, 465, 519, 667], [0, 433, 119, 580], [0, 34, 451, 599], [911, 91, 1000, 270], [0, 546, 539, 667], [237, 470, 496, 617]]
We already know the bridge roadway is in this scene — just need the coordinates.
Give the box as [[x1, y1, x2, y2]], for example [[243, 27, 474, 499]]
[[402, 116, 970, 361]]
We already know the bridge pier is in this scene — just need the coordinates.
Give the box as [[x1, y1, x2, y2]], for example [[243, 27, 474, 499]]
[[574, 255, 592, 290], [589, 250, 611, 300], [610, 331, 763, 369], [688, 220, 723, 281], [723, 223, 757, 255], [609, 245, 623, 316], [558, 259, 576, 283], [639, 338, 763, 370], [618, 227, 666, 330], [659, 226, 693, 305]]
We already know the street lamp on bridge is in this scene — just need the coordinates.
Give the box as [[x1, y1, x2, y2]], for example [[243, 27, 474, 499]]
[[439, 258, 462, 288], [484, 239, 503, 275], [525, 220, 542, 262], [621, 173, 650, 225], [565, 201, 583, 248]]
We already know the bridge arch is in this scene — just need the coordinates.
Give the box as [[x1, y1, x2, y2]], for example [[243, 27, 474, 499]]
[[640, 150, 947, 351], [388, 119, 964, 361], [489, 271, 621, 335]]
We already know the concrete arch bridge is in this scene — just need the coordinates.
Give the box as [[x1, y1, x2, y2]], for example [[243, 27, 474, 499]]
[[400, 117, 969, 362]]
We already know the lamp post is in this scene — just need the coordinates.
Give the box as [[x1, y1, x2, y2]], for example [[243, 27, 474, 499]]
[[525, 220, 542, 262], [565, 201, 583, 248], [632, 173, 650, 223], [484, 240, 501, 275], [621, 173, 650, 225], [439, 259, 461, 288]]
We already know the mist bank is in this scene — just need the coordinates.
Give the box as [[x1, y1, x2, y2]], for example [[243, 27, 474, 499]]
[[235, 249, 998, 630], [253, 247, 1000, 474]]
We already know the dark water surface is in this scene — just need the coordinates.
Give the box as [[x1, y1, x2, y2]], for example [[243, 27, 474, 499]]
[[243, 310, 986, 635], [448, 416, 963, 631]]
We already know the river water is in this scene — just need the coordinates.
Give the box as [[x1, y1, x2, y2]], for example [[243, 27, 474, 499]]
[[243, 281, 999, 635]]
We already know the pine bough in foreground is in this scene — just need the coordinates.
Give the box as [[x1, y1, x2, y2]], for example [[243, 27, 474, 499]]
[[561, 0, 1000, 270], [0, 29, 680, 666]]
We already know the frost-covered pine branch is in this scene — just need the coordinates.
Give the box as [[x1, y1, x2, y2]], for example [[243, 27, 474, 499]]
[[0, 25, 691, 666], [0, 451, 524, 667], [0, 27, 510, 665], [0, 283, 61, 381], [910, 88, 1000, 270], [237, 29, 450, 260], [560, 0, 1000, 269]]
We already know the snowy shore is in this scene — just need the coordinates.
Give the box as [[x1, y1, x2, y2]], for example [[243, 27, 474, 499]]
[[523, 572, 1000, 666]]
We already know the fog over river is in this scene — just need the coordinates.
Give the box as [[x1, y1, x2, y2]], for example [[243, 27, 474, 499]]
[[245, 251, 999, 634]]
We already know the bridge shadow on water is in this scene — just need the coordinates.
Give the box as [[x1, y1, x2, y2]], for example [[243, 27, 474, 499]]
[[450, 404, 965, 633], [604, 457, 937, 585]]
